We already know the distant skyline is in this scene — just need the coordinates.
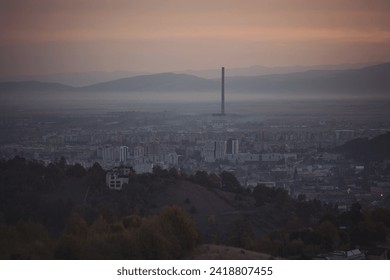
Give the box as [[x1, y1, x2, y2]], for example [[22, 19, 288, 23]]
[[1, 0, 390, 77]]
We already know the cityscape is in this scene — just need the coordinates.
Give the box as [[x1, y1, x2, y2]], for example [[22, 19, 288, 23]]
[[2, 67, 390, 212], [1, 0, 390, 263]]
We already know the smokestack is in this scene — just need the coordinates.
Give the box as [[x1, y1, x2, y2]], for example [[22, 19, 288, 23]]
[[221, 67, 225, 115]]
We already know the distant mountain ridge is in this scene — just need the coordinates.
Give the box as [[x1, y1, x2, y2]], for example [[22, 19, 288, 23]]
[[0, 62, 375, 85], [0, 70, 149, 87], [1, 62, 390, 96], [81, 72, 218, 92], [225, 63, 390, 94], [0, 81, 74, 92], [181, 62, 379, 79]]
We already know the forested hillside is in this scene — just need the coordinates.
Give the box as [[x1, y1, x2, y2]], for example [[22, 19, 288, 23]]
[[1, 156, 390, 259]]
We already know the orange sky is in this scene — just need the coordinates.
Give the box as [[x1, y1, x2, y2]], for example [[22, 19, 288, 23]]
[[1, 0, 390, 76]]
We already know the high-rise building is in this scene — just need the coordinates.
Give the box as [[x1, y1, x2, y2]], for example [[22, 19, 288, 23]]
[[146, 140, 160, 156], [214, 140, 226, 160], [226, 138, 239, 155], [119, 146, 128, 163], [202, 140, 227, 162], [133, 145, 145, 158], [102, 145, 115, 162]]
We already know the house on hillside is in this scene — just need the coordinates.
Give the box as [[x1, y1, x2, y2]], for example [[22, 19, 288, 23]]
[[105, 166, 132, 190]]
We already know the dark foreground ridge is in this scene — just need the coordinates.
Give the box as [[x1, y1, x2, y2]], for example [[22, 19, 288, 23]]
[[1, 155, 390, 259]]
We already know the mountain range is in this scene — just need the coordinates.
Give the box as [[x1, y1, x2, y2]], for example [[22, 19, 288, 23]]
[[181, 62, 379, 79], [1, 62, 389, 97], [0, 62, 376, 85]]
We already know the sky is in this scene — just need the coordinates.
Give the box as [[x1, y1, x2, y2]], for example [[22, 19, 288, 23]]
[[1, 0, 390, 76]]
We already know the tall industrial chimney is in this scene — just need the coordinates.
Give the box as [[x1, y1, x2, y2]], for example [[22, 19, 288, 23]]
[[221, 67, 225, 115]]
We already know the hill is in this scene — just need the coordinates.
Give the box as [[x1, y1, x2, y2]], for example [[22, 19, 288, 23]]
[[182, 62, 377, 79], [1, 62, 390, 97], [81, 72, 218, 92], [337, 131, 390, 161], [226, 62, 390, 95], [3, 157, 390, 259], [98, 178, 291, 243], [0, 157, 298, 249], [81, 62, 390, 96], [0, 81, 74, 92]]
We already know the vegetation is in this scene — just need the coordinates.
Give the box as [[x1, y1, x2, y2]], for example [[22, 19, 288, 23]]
[[0, 206, 199, 259], [337, 131, 390, 161], [1, 156, 390, 259], [251, 203, 390, 258]]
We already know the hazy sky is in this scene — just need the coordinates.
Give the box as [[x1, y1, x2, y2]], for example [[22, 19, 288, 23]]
[[1, 0, 390, 76]]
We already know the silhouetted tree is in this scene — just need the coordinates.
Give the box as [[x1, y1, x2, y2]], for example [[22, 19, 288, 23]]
[[220, 171, 241, 193], [0, 221, 53, 259], [158, 206, 200, 256], [66, 163, 86, 178], [84, 162, 106, 194], [227, 219, 254, 249], [350, 221, 387, 246], [152, 165, 169, 178], [56, 156, 67, 172], [168, 167, 179, 178], [315, 221, 340, 251]]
